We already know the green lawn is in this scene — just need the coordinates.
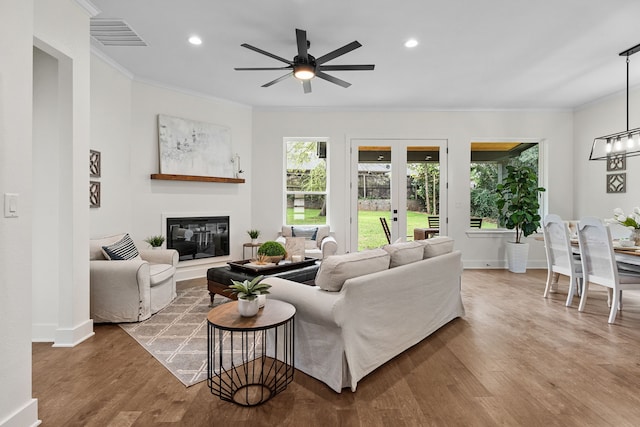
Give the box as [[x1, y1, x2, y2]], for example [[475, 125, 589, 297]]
[[286, 208, 496, 251]]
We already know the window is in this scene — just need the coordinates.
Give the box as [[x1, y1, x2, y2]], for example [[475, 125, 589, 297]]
[[284, 139, 328, 225], [470, 141, 540, 229]]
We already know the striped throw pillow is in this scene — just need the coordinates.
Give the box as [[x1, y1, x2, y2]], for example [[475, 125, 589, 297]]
[[101, 233, 140, 260]]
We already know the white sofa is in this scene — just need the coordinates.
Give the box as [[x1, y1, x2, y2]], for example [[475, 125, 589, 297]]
[[264, 236, 464, 392], [276, 225, 338, 259], [89, 233, 178, 323]]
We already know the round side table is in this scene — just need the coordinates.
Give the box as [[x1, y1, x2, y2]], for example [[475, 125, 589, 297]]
[[207, 299, 295, 406]]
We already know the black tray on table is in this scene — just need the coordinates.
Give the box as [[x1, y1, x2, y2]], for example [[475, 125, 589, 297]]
[[227, 257, 317, 274]]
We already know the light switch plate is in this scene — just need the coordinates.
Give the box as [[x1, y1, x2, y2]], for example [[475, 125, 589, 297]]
[[4, 193, 18, 218]]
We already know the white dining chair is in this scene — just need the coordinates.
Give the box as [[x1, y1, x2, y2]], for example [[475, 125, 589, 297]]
[[542, 214, 583, 306], [577, 217, 640, 323]]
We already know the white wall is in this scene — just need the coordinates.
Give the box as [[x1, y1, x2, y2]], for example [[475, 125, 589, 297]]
[[32, 47, 61, 342], [574, 86, 640, 221], [127, 81, 253, 279], [252, 109, 574, 269], [89, 54, 134, 236], [32, 0, 93, 348], [0, 1, 39, 425]]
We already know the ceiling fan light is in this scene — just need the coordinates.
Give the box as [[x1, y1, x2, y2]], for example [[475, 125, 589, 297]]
[[294, 65, 315, 80]]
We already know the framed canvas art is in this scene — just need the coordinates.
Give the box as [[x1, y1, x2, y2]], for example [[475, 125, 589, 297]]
[[157, 114, 234, 178]]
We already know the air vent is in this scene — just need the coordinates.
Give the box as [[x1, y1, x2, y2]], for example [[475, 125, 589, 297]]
[[90, 18, 147, 47]]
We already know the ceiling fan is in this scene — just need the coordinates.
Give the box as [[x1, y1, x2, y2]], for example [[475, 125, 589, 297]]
[[234, 28, 375, 93]]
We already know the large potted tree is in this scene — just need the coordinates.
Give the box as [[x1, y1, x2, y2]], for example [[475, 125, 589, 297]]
[[495, 164, 545, 273]]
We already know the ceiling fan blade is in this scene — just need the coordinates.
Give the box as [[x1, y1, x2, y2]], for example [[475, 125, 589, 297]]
[[318, 64, 375, 71], [315, 41, 362, 65], [235, 66, 293, 71], [241, 43, 293, 65], [315, 71, 351, 88], [296, 28, 308, 61], [261, 72, 293, 88], [302, 80, 312, 94]]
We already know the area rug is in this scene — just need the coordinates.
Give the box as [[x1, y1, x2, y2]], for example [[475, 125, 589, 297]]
[[120, 287, 262, 387]]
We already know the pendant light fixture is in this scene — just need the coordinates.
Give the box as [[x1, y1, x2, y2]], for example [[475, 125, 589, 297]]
[[589, 42, 640, 160]]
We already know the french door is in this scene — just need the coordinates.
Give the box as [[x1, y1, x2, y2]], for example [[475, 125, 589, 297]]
[[349, 138, 447, 251]]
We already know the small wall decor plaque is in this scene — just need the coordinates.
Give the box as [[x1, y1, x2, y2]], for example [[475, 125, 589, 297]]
[[607, 153, 626, 171], [90, 150, 101, 177], [606, 173, 626, 193], [90, 181, 101, 208]]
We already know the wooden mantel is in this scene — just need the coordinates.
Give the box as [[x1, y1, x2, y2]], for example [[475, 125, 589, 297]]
[[150, 173, 245, 183]]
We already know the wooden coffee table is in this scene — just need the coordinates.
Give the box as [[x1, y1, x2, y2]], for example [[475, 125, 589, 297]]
[[207, 259, 319, 303], [207, 299, 295, 406]]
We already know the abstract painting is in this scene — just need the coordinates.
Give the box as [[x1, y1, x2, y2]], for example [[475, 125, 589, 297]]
[[158, 114, 233, 178]]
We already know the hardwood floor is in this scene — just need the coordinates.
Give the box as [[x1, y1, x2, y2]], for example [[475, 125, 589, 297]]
[[33, 270, 640, 426]]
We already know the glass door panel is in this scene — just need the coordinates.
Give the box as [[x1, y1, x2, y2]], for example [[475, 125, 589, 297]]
[[356, 146, 391, 250], [350, 139, 447, 252], [406, 146, 441, 240]]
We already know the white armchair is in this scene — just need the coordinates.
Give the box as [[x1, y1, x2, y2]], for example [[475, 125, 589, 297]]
[[276, 225, 338, 260], [89, 233, 178, 323]]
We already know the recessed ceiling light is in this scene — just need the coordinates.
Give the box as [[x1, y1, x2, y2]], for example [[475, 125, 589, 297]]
[[188, 35, 202, 45], [404, 39, 418, 48]]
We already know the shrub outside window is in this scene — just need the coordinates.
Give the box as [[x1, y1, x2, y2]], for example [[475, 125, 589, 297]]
[[285, 139, 328, 225], [470, 142, 539, 229]]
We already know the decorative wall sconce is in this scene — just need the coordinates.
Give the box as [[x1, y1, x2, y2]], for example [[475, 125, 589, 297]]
[[590, 42, 640, 160]]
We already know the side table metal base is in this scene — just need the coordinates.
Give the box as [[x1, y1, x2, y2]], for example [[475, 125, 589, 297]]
[[207, 301, 295, 406]]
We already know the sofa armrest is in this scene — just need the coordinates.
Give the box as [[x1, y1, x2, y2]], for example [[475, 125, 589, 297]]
[[139, 249, 178, 267], [262, 277, 344, 327], [320, 235, 338, 258], [89, 260, 151, 322]]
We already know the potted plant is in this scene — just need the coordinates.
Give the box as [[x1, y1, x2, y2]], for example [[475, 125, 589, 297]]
[[144, 235, 165, 249], [247, 229, 260, 243], [225, 275, 272, 316], [495, 164, 545, 273], [257, 241, 286, 264]]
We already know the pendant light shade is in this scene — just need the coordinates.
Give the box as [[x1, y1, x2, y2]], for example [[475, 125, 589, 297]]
[[590, 43, 640, 160]]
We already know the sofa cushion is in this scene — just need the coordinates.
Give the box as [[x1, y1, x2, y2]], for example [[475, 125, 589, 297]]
[[383, 241, 424, 267], [416, 236, 454, 259], [101, 233, 141, 260], [315, 248, 390, 292], [90, 233, 125, 260], [149, 263, 176, 286]]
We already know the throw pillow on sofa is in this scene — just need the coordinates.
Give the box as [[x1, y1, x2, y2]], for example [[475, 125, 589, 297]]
[[315, 248, 390, 292], [101, 233, 141, 260], [415, 236, 454, 259], [383, 241, 424, 267], [291, 226, 318, 249]]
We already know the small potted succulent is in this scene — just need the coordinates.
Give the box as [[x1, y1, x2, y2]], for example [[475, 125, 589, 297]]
[[247, 229, 261, 243], [144, 235, 165, 249], [257, 241, 286, 264], [225, 275, 272, 316]]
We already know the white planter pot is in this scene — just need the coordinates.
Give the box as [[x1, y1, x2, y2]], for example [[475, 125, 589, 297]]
[[237, 298, 259, 317], [257, 294, 266, 308], [506, 241, 529, 273]]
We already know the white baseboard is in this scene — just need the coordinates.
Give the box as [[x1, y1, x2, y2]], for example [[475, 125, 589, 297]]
[[463, 260, 547, 269], [31, 323, 57, 342], [52, 319, 94, 348], [0, 398, 40, 427]]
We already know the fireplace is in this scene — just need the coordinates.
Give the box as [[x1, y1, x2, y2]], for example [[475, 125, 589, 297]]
[[166, 216, 229, 261]]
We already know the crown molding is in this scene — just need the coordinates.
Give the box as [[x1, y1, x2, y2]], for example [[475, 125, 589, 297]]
[[74, 0, 101, 17], [90, 45, 134, 80]]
